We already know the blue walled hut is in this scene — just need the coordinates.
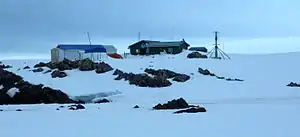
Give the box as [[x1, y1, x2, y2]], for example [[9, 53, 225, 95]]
[[51, 44, 116, 62]]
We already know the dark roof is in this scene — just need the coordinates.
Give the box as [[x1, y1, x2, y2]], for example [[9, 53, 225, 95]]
[[142, 41, 188, 48], [128, 40, 159, 48], [128, 40, 190, 49], [189, 47, 208, 52], [57, 44, 106, 51]]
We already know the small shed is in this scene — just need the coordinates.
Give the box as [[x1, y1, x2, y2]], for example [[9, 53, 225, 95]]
[[51, 44, 112, 63], [128, 39, 190, 55], [189, 47, 208, 53]]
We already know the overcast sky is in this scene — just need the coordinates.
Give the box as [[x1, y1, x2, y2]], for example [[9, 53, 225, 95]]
[[0, 0, 300, 54]]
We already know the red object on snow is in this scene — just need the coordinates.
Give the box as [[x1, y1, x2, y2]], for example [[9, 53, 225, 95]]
[[107, 53, 123, 59]]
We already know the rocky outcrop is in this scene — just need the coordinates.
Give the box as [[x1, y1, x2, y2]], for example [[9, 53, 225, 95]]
[[51, 70, 67, 78], [198, 68, 215, 76], [0, 64, 12, 69], [145, 68, 190, 82], [113, 68, 190, 87], [94, 98, 110, 104], [32, 68, 44, 73], [198, 67, 244, 82], [0, 68, 75, 105], [67, 104, 85, 110], [113, 69, 172, 87], [95, 62, 113, 74], [287, 82, 300, 87], [174, 107, 207, 114], [23, 66, 30, 69], [187, 52, 208, 59], [153, 98, 189, 110], [153, 98, 207, 114], [34, 58, 113, 75]]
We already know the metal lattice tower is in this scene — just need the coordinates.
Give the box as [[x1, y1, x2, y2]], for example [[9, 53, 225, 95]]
[[207, 31, 230, 59]]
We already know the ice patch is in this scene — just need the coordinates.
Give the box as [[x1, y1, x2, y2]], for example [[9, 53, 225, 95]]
[[6, 87, 20, 98], [71, 90, 123, 103]]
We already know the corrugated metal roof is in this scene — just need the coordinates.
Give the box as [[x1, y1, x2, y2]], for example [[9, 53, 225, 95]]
[[57, 44, 106, 51], [84, 47, 107, 53], [141, 41, 187, 48]]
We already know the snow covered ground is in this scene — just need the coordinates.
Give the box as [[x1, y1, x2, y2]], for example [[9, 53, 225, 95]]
[[1, 51, 300, 137]]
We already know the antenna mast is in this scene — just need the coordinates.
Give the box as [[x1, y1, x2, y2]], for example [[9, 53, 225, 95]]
[[87, 32, 92, 45], [138, 32, 141, 41], [207, 31, 230, 59]]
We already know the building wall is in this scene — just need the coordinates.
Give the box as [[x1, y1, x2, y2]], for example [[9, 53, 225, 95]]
[[129, 43, 185, 55], [64, 50, 83, 61], [51, 48, 65, 63]]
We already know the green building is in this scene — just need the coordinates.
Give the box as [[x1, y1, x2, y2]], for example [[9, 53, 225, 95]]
[[128, 39, 190, 55]]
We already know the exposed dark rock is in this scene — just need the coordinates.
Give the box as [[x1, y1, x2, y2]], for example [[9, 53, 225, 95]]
[[216, 76, 225, 79], [287, 82, 300, 87], [0, 109, 3, 111], [34, 62, 48, 68], [94, 98, 110, 104], [68, 104, 85, 110], [187, 52, 208, 59], [0, 92, 13, 105], [173, 74, 190, 82], [153, 98, 189, 110], [226, 78, 244, 82], [0, 69, 75, 105], [133, 105, 140, 108], [198, 68, 214, 76], [114, 68, 191, 87], [174, 107, 207, 114], [43, 70, 52, 74], [51, 70, 67, 78], [0, 64, 12, 69], [78, 58, 94, 71], [95, 62, 113, 74], [145, 68, 178, 79], [23, 66, 30, 69], [32, 68, 44, 73], [16, 109, 22, 111], [128, 73, 172, 87], [113, 69, 123, 76]]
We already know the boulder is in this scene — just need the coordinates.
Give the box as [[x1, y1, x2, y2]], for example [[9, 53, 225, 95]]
[[198, 68, 214, 76], [153, 98, 189, 110], [95, 62, 113, 74], [173, 74, 190, 82], [174, 107, 207, 114], [287, 82, 300, 87], [133, 105, 140, 108], [23, 66, 30, 69], [34, 62, 48, 68], [51, 70, 67, 78], [79, 58, 94, 71], [187, 52, 208, 59], [94, 98, 110, 104], [32, 68, 44, 73], [68, 104, 85, 110]]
